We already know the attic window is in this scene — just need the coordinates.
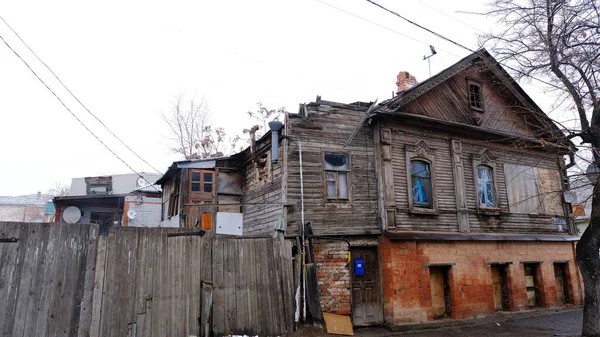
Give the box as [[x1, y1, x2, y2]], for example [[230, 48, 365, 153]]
[[468, 82, 484, 111]]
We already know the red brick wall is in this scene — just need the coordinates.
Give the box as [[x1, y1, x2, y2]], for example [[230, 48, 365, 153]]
[[380, 238, 582, 325], [313, 240, 351, 315]]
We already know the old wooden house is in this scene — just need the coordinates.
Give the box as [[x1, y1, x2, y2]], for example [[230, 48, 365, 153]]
[[156, 130, 285, 235], [156, 49, 582, 327], [266, 49, 581, 326]]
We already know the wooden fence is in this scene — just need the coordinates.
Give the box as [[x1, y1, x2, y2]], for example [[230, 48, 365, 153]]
[[0, 223, 295, 337], [0, 222, 98, 337]]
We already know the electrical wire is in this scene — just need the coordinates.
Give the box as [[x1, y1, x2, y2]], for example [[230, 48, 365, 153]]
[[315, 0, 462, 59], [0, 34, 159, 191], [0, 15, 162, 175], [364, 0, 566, 92]]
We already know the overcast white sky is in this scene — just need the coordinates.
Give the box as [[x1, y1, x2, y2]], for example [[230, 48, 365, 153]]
[[0, 0, 561, 196]]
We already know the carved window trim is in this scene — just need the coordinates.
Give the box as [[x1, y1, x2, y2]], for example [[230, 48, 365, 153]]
[[405, 140, 438, 214], [472, 149, 500, 214]]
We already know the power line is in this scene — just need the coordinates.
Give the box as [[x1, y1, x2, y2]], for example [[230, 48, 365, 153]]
[[0, 34, 159, 190], [316, 0, 462, 59], [0, 15, 162, 174], [411, 0, 486, 34], [365, 0, 566, 92]]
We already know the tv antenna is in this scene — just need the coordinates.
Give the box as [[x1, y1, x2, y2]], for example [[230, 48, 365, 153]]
[[423, 45, 437, 77]]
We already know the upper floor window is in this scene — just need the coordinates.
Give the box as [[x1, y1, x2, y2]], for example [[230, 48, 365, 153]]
[[477, 165, 495, 208], [468, 82, 484, 111], [411, 160, 432, 207], [324, 153, 349, 200], [85, 176, 112, 195], [190, 170, 214, 202], [405, 140, 437, 214]]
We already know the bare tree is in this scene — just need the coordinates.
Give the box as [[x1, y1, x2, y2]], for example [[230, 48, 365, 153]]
[[480, 1, 599, 335], [245, 102, 287, 138], [54, 182, 70, 196], [162, 96, 239, 159]]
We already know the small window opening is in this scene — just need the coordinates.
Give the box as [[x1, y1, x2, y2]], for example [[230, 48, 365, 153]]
[[469, 83, 483, 110], [324, 153, 349, 200]]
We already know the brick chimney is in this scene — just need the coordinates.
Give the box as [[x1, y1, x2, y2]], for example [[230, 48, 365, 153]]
[[396, 71, 418, 94]]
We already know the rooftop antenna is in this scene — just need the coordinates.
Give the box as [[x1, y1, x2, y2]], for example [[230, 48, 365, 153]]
[[423, 45, 437, 77]]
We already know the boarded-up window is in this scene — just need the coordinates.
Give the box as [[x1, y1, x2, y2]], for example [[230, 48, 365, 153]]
[[504, 164, 542, 214], [538, 168, 564, 216]]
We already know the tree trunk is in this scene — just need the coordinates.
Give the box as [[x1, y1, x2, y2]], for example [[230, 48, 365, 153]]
[[577, 142, 600, 337]]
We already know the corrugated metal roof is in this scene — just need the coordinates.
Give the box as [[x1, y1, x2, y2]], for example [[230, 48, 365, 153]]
[[0, 194, 49, 206], [134, 184, 162, 193]]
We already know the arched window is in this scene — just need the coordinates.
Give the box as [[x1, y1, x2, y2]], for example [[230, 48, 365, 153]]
[[477, 165, 495, 208], [411, 160, 432, 208]]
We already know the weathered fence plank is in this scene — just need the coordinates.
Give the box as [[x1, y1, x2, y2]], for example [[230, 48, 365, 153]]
[[0, 224, 295, 337]]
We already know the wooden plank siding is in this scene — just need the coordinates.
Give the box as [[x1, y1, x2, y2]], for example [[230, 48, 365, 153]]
[[377, 121, 568, 235], [242, 134, 285, 236], [285, 102, 380, 237], [402, 67, 541, 139]]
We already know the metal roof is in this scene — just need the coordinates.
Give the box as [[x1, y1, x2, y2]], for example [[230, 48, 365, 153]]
[[134, 184, 162, 193]]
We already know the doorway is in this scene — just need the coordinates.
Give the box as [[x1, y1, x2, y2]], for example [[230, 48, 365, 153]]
[[350, 247, 383, 326], [524, 263, 542, 308], [490, 264, 510, 311], [429, 266, 452, 319], [554, 263, 572, 306]]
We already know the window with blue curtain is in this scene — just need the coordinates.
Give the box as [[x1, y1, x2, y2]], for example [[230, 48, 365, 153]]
[[411, 160, 432, 207], [477, 165, 495, 207]]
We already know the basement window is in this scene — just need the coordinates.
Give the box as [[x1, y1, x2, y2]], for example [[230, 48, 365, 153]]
[[324, 153, 349, 200], [468, 82, 484, 111]]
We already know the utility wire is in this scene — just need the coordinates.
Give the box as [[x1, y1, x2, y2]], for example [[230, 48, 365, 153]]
[[365, 0, 565, 92], [0, 35, 159, 191], [0, 15, 162, 175], [411, 0, 486, 34], [316, 0, 462, 59]]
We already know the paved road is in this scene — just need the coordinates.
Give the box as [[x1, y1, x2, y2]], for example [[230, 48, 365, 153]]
[[391, 308, 583, 337]]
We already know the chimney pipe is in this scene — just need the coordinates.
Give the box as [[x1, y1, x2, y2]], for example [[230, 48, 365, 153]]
[[396, 71, 418, 94], [268, 121, 284, 164], [248, 125, 260, 162]]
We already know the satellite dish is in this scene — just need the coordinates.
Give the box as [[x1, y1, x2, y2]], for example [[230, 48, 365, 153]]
[[137, 177, 148, 187], [127, 210, 137, 220], [63, 206, 81, 224]]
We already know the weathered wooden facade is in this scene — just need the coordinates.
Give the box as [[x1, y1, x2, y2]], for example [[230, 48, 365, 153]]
[[153, 49, 581, 328], [156, 132, 285, 236], [232, 49, 582, 327]]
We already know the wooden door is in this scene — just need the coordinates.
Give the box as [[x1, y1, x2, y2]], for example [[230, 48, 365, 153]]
[[430, 267, 447, 318], [524, 264, 539, 307], [350, 248, 382, 326], [491, 266, 503, 311], [491, 264, 510, 311]]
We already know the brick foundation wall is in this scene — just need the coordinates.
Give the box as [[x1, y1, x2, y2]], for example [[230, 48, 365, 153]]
[[314, 240, 351, 315], [380, 238, 582, 325]]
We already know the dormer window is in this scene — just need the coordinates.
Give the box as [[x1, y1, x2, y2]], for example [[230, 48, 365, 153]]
[[468, 82, 484, 111]]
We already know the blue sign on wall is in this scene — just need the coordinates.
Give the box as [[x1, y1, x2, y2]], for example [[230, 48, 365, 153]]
[[354, 257, 364, 276]]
